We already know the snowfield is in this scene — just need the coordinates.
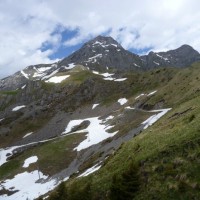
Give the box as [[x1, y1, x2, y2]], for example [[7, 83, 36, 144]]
[[62, 117, 118, 151], [0, 170, 59, 200]]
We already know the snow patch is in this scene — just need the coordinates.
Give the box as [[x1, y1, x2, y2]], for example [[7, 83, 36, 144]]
[[153, 61, 160, 65], [45, 75, 70, 83], [37, 67, 52, 72], [111, 43, 118, 47], [78, 163, 101, 177], [41, 69, 59, 80], [21, 85, 26, 89], [104, 115, 114, 121], [0, 118, 4, 122], [0, 146, 18, 166], [23, 132, 33, 138], [135, 90, 157, 99], [101, 72, 114, 77], [103, 77, 114, 81], [91, 71, 127, 82], [62, 117, 117, 151], [92, 104, 99, 109], [135, 94, 145, 99], [142, 108, 171, 129], [20, 70, 29, 79], [86, 54, 102, 63], [92, 41, 118, 48], [114, 78, 127, 82], [67, 63, 76, 69], [0, 138, 59, 167], [147, 90, 157, 96], [134, 63, 141, 67], [125, 106, 135, 110], [23, 156, 38, 168], [92, 70, 100, 75], [156, 53, 169, 61], [0, 171, 60, 200], [118, 98, 128, 105], [12, 105, 26, 111]]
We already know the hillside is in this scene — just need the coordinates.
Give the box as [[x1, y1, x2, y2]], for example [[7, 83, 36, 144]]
[[0, 36, 200, 200]]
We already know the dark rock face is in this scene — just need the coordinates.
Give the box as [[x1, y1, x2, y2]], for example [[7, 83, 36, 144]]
[[58, 35, 143, 71], [141, 44, 200, 69], [0, 71, 27, 91], [0, 63, 58, 91]]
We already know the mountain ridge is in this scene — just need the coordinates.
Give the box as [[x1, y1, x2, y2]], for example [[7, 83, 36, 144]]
[[0, 35, 200, 91]]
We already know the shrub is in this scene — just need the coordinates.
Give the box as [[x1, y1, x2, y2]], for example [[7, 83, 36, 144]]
[[49, 182, 68, 200], [110, 163, 140, 200]]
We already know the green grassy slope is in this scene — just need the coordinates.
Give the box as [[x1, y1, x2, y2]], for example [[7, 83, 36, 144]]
[[48, 63, 200, 200]]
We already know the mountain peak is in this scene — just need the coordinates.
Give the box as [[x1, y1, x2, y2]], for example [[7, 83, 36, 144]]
[[85, 35, 121, 48], [175, 44, 198, 53]]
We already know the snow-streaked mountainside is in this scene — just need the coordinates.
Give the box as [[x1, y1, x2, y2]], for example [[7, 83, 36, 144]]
[[0, 35, 200, 91], [1, 35, 200, 200]]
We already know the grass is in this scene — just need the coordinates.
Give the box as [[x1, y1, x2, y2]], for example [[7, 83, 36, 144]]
[[109, 108, 153, 137], [48, 62, 200, 199], [55, 95, 200, 199], [0, 133, 86, 180], [2, 62, 200, 199], [0, 90, 18, 95], [0, 115, 50, 147]]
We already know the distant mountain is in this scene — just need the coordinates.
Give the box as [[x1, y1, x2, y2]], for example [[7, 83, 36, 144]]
[[0, 35, 200, 90], [141, 44, 200, 69]]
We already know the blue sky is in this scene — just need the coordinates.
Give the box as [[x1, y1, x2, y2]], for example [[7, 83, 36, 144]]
[[0, 0, 199, 78], [43, 29, 152, 59], [41, 28, 82, 59]]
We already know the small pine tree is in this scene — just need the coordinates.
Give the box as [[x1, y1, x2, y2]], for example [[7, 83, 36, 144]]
[[49, 182, 68, 200], [110, 163, 140, 200]]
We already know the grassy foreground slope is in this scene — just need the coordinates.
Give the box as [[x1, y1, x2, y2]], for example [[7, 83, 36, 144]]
[[48, 63, 200, 200]]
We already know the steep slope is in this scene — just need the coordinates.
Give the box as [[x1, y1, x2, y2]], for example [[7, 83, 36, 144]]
[[1, 61, 200, 199], [47, 62, 200, 200]]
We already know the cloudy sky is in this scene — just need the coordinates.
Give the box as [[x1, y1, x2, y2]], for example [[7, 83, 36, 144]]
[[0, 0, 199, 78]]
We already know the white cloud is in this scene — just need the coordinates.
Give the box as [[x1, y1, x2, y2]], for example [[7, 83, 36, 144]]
[[0, 0, 200, 78]]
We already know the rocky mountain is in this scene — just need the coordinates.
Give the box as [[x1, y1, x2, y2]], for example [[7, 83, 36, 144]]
[[1, 36, 200, 91], [59, 35, 143, 71], [141, 44, 200, 69], [1, 36, 200, 200]]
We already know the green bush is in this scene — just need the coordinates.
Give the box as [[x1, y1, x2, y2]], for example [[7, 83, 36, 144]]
[[109, 163, 140, 200], [49, 182, 68, 200]]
